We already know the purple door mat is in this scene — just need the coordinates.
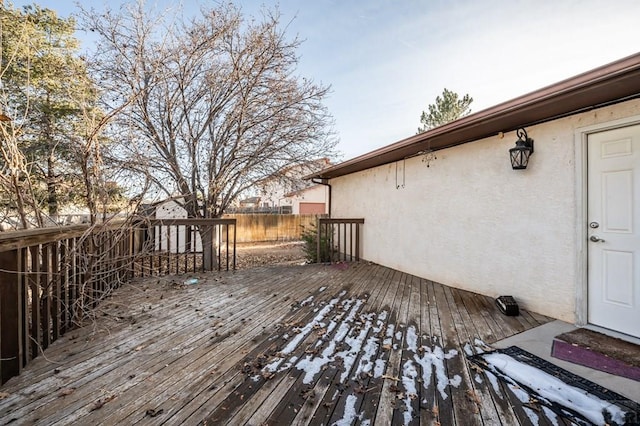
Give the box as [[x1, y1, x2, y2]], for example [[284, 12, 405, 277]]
[[467, 346, 640, 426], [552, 328, 640, 382]]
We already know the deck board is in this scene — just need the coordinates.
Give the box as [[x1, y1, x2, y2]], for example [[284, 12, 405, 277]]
[[0, 262, 558, 425]]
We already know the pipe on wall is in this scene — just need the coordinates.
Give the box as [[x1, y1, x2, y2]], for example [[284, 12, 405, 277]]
[[312, 178, 331, 216]]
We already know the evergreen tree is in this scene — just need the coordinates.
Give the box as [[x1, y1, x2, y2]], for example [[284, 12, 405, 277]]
[[0, 4, 98, 223], [417, 88, 473, 133]]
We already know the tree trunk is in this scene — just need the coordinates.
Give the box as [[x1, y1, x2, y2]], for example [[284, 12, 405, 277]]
[[11, 173, 30, 229], [200, 224, 216, 271]]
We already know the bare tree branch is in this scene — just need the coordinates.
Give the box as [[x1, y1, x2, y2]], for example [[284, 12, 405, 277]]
[[82, 1, 337, 221]]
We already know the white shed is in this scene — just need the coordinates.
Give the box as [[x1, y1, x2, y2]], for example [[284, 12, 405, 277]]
[[143, 197, 203, 254]]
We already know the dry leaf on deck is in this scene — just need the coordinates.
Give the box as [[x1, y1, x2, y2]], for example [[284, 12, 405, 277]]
[[89, 394, 116, 411], [466, 389, 481, 404], [470, 364, 483, 373], [145, 408, 164, 417], [381, 374, 400, 381], [90, 400, 106, 411], [58, 388, 76, 397]]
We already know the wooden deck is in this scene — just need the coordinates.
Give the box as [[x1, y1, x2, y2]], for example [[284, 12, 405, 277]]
[[0, 262, 555, 425]]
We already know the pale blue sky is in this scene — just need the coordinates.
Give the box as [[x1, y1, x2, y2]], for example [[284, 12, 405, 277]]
[[10, 0, 640, 160]]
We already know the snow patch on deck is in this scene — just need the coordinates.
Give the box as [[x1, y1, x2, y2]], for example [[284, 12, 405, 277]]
[[257, 292, 466, 425]]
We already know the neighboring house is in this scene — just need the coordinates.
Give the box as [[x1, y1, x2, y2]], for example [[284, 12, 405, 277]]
[[258, 158, 332, 211], [282, 184, 329, 214], [309, 53, 640, 340], [238, 196, 262, 209]]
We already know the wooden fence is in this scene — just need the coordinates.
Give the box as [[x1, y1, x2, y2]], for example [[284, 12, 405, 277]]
[[223, 214, 322, 242], [0, 218, 236, 384]]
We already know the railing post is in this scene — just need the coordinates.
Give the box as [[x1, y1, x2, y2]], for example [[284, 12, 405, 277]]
[[51, 241, 61, 341], [316, 217, 321, 263], [19, 248, 27, 368], [69, 237, 78, 327], [225, 223, 230, 271], [350, 223, 354, 261], [41, 243, 51, 350], [60, 240, 69, 334], [190, 225, 196, 273], [0, 249, 23, 384], [217, 224, 222, 271], [149, 225, 155, 276], [326, 220, 332, 262], [29, 246, 41, 360], [356, 221, 361, 261], [331, 223, 346, 262]]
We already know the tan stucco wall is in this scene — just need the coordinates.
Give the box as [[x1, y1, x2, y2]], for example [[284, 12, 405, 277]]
[[330, 99, 640, 322]]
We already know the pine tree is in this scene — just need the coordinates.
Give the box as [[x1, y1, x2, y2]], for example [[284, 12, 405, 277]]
[[417, 88, 473, 133], [0, 4, 97, 223]]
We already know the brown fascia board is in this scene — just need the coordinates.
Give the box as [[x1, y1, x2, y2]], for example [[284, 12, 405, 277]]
[[309, 52, 640, 180]]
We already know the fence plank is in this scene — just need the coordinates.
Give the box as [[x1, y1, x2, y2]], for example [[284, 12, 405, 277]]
[[0, 249, 22, 383], [52, 242, 61, 341], [69, 237, 78, 328], [60, 241, 69, 334], [40, 243, 51, 351], [29, 246, 41, 361], [19, 248, 28, 369], [223, 214, 320, 242]]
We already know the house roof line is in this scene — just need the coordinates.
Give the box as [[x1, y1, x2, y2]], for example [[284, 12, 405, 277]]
[[308, 51, 640, 180], [283, 183, 322, 198]]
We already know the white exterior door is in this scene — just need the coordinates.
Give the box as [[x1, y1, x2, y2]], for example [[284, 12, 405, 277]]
[[588, 124, 640, 338]]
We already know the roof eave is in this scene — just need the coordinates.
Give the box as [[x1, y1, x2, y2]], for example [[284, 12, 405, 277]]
[[310, 52, 640, 180]]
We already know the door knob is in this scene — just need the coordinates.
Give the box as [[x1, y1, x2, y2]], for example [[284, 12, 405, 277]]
[[590, 235, 605, 243]]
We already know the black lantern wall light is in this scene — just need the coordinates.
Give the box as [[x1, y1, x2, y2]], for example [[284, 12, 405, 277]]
[[509, 128, 534, 170]]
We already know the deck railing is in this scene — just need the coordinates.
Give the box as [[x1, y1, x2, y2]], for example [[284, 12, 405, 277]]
[[0, 218, 236, 384], [139, 219, 237, 275], [316, 218, 364, 263]]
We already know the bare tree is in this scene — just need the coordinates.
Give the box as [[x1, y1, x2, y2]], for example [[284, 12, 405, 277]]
[[0, 115, 45, 228], [82, 1, 337, 222]]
